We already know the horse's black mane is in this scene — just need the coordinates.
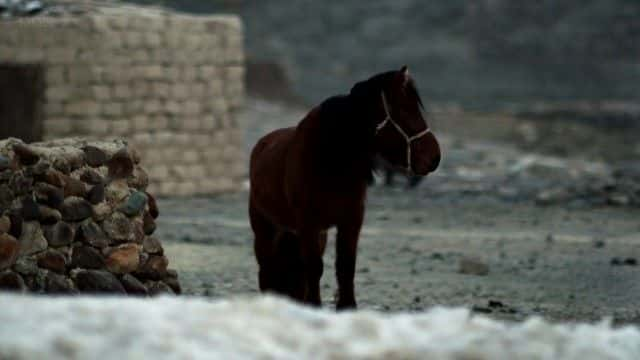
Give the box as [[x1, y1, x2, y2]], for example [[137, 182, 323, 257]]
[[313, 69, 424, 183]]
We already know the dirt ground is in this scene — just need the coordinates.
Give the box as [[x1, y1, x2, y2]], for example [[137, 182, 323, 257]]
[[158, 98, 640, 324]]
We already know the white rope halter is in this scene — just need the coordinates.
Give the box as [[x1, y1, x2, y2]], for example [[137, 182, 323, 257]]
[[376, 91, 431, 172]]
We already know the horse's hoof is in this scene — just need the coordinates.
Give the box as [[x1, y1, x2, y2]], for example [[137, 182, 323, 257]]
[[336, 301, 357, 311]]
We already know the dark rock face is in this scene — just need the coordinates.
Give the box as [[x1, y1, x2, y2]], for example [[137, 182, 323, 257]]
[[71, 245, 105, 269], [35, 183, 64, 209], [44, 221, 75, 247], [142, 236, 163, 255], [83, 146, 108, 167], [79, 168, 104, 185], [37, 249, 67, 274], [45, 272, 76, 293], [0, 233, 19, 271], [0, 155, 10, 171], [146, 281, 175, 296], [146, 192, 159, 219], [20, 196, 40, 221], [60, 197, 93, 222], [12, 257, 38, 276], [74, 270, 125, 294], [0, 215, 11, 234], [17, 221, 47, 256], [120, 273, 148, 295], [62, 175, 88, 198], [0, 271, 26, 291], [12, 143, 39, 166], [135, 255, 168, 280], [87, 183, 105, 205], [77, 221, 109, 248], [142, 211, 156, 235], [107, 149, 134, 179]]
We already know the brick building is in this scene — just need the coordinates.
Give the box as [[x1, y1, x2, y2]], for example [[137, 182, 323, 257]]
[[0, 2, 245, 196]]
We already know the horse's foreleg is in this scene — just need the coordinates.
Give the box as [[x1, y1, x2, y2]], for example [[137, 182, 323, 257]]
[[249, 203, 277, 293], [335, 219, 363, 310], [297, 228, 324, 306]]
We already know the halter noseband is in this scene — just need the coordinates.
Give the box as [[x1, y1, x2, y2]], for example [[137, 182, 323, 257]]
[[375, 91, 431, 172]]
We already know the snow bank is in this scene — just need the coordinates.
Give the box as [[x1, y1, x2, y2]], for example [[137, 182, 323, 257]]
[[0, 294, 639, 360]]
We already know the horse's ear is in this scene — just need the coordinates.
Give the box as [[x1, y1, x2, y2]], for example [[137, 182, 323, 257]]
[[400, 65, 410, 87]]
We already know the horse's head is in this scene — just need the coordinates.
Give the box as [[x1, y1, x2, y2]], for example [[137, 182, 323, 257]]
[[363, 66, 441, 177]]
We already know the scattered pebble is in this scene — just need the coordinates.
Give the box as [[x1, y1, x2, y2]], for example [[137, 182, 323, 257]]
[[459, 257, 489, 276]]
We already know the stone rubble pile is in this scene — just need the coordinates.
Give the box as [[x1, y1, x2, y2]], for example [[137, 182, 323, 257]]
[[0, 137, 180, 295]]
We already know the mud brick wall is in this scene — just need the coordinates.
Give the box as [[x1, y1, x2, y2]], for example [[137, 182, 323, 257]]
[[0, 137, 180, 295], [0, 5, 245, 196]]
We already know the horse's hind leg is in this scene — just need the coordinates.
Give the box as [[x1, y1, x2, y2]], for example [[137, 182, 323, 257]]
[[275, 231, 306, 300], [249, 203, 278, 292]]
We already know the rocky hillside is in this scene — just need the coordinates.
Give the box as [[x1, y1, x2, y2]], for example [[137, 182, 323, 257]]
[[127, 0, 639, 110]]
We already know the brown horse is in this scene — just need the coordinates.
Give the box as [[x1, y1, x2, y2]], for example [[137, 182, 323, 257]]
[[249, 66, 441, 309]]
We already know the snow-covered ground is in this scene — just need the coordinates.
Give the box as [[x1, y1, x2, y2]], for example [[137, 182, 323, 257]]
[[1, 294, 639, 359]]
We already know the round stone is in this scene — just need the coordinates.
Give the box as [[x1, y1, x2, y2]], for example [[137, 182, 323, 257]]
[[44, 222, 75, 247], [37, 249, 67, 274], [74, 269, 125, 294], [120, 273, 148, 295], [102, 212, 133, 242], [18, 221, 47, 256], [0, 233, 19, 271], [60, 197, 93, 222], [105, 244, 140, 274], [71, 245, 105, 269]]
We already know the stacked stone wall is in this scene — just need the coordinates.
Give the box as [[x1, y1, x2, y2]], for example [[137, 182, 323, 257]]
[[0, 5, 245, 195], [0, 137, 180, 295]]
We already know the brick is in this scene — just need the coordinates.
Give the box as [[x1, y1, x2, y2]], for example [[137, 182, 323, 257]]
[[66, 101, 100, 116], [132, 115, 150, 132], [132, 82, 150, 97], [154, 116, 169, 130], [113, 85, 132, 100], [171, 84, 189, 99], [199, 65, 216, 79], [183, 117, 201, 131], [165, 101, 181, 115], [143, 100, 163, 115], [143, 65, 164, 80], [103, 102, 124, 117], [148, 165, 169, 180], [91, 85, 111, 101], [43, 118, 73, 137], [150, 83, 168, 98], [44, 102, 64, 117], [183, 150, 200, 163], [144, 33, 162, 47], [76, 118, 108, 136], [190, 83, 206, 98], [67, 67, 94, 84], [131, 50, 149, 64], [45, 86, 73, 102], [48, 48, 76, 64], [45, 66, 66, 85], [183, 67, 198, 81], [184, 101, 202, 115], [111, 120, 131, 136]]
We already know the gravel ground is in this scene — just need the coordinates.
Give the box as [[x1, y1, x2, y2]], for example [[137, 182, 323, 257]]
[[158, 98, 640, 324]]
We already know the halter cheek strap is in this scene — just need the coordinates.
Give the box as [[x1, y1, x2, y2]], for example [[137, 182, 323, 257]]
[[376, 91, 431, 172]]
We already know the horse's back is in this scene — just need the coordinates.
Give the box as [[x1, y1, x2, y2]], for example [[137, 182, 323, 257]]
[[250, 127, 295, 177], [249, 127, 297, 226]]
